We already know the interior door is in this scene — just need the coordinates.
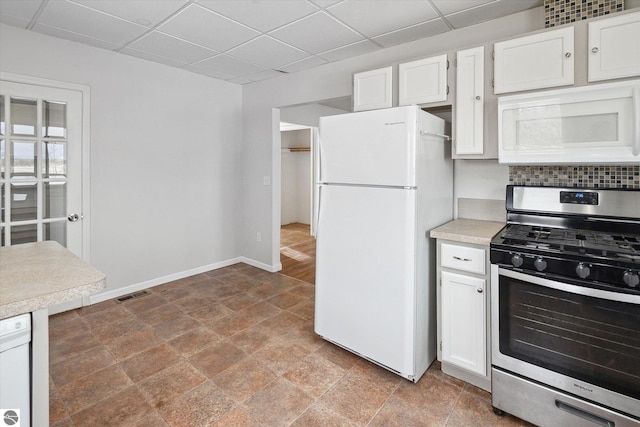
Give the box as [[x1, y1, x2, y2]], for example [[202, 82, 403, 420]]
[[0, 80, 83, 256]]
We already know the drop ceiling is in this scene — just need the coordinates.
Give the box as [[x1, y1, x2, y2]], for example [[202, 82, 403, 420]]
[[0, 0, 543, 85]]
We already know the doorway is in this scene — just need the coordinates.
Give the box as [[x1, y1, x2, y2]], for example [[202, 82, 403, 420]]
[[277, 97, 351, 284], [0, 76, 88, 258], [279, 122, 315, 283]]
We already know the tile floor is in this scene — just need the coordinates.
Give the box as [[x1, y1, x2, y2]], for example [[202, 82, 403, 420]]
[[48, 263, 532, 426]]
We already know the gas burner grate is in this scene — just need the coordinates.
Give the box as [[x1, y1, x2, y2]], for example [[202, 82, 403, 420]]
[[499, 224, 640, 259]]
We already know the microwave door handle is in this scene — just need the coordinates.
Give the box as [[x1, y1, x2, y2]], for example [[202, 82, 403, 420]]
[[634, 86, 640, 156]]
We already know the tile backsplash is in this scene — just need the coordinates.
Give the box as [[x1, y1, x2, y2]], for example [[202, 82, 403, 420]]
[[544, 0, 624, 27], [509, 165, 640, 188]]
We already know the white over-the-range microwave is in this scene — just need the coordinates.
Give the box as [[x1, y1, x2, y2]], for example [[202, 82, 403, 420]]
[[498, 79, 640, 164]]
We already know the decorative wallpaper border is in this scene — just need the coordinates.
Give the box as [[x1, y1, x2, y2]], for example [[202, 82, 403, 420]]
[[509, 165, 640, 188], [544, 0, 624, 27]]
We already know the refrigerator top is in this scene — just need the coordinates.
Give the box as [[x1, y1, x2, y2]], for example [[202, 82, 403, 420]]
[[318, 106, 445, 187]]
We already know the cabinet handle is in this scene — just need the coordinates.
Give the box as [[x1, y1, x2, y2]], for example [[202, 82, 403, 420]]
[[565, 52, 572, 58], [591, 47, 599, 54], [477, 288, 483, 293], [453, 256, 472, 262], [475, 96, 481, 100]]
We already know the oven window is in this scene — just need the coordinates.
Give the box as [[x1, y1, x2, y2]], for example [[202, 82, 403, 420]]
[[499, 275, 640, 400]]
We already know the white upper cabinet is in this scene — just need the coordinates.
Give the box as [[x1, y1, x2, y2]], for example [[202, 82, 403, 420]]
[[455, 46, 484, 155], [352, 66, 393, 112], [494, 27, 574, 94], [588, 11, 640, 82], [398, 54, 448, 105]]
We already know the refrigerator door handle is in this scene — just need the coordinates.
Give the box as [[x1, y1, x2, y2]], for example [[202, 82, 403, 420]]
[[420, 130, 450, 141]]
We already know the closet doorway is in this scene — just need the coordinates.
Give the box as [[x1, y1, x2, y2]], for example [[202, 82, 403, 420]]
[[280, 122, 315, 283]]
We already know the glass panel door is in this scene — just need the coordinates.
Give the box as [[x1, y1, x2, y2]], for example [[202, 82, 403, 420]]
[[0, 81, 82, 255]]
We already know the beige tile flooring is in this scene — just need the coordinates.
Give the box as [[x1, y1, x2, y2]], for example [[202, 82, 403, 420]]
[[49, 263, 532, 426]]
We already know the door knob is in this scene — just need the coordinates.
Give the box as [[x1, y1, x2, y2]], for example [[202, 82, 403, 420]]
[[67, 213, 80, 222]]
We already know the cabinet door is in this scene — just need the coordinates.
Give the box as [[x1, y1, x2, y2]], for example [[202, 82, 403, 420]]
[[399, 54, 448, 105], [588, 11, 640, 82], [455, 46, 484, 155], [441, 271, 486, 376], [353, 66, 393, 112], [494, 27, 574, 94]]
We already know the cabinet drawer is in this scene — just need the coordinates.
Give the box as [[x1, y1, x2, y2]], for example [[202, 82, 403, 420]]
[[440, 243, 485, 274]]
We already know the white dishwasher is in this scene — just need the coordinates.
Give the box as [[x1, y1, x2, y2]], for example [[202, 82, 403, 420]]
[[0, 313, 31, 427]]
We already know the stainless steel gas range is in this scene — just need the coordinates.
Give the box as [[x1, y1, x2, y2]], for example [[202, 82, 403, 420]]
[[490, 186, 640, 427]]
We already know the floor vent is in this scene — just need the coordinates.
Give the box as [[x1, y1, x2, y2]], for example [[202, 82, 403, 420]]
[[115, 290, 149, 303]]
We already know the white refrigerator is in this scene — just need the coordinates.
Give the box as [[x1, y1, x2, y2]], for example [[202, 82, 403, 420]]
[[314, 105, 453, 382]]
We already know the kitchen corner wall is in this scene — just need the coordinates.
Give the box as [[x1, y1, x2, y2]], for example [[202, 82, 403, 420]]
[[508, 0, 640, 190]]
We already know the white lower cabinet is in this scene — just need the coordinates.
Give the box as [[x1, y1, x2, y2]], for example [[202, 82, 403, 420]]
[[441, 271, 486, 376], [437, 240, 491, 391]]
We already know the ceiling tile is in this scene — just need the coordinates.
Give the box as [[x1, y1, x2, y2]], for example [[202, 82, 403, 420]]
[[184, 65, 235, 80], [318, 39, 381, 62], [278, 56, 328, 73], [190, 54, 266, 77], [120, 47, 189, 67], [270, 11, 362, 54], [0, 0, 42, 22], [157, 4, 260, 52], [373, 18, 450, 48], [126, 31, 217, 64], [70, 0, 188, 27], [445, 0, 543, 28], [36, 0, 149, 45], [0, 14, 31, 27], [308, 0, 343, 7], [430, 0, 497, 16], [228, 76, 253, 85], [0, 14, 31, 28], [328, 0, 439, 37], [32, 23, 122, 50], [247, 69, 289, 82], [227, 36, 308, 69], [196, 0, 318, 32]]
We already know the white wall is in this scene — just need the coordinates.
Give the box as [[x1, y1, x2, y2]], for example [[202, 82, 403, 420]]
[[242, 7, 546, 269], [0, 24, 243, 295]]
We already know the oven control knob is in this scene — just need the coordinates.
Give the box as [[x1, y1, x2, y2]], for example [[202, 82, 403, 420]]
[[623, 271, 639, 288], [576, 263, 591, 279], [511, 254, 524, 268], [534, 257, 547, 272]]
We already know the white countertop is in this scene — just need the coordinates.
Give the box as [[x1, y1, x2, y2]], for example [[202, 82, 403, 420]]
[[0, 241, 106, 319], [430, 218, 505, 245]]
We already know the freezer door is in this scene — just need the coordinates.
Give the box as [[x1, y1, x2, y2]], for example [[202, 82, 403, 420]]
[[315, 184, 417, 376], [319, 106, 418, 187]]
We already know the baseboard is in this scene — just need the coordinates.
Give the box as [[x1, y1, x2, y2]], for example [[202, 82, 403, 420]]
[[89, 257, 244, 304], [240, 257, 282, 273]]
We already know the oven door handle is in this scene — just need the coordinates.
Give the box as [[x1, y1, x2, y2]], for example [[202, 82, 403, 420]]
[[498, 267, 640, 304]]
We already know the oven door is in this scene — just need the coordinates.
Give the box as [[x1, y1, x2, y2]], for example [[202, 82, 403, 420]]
[[491, 265, 640, 419]]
